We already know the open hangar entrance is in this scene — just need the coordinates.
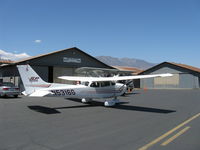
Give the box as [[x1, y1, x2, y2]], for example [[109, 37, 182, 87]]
[[139, 62, 200, 89], [0, 47, 114, 90]]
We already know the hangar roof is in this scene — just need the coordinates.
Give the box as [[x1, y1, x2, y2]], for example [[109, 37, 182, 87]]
[[113, 66, 143, 75], [16, 47, 113, 67], [0, 60, 14, 65], [140, 62, 200, 74], [169, 62, 200, 73], [0, 47, 114, 69]]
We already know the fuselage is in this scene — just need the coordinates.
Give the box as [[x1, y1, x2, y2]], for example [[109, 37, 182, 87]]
[[39, 82, 127, 99]]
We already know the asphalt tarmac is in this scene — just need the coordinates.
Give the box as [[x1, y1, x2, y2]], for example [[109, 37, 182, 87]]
[[0, 89, 200, 150]]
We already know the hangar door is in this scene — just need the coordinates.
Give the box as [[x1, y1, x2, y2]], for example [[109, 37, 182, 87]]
[[154, 74, 179, 88], [53, 67, 75, 84]]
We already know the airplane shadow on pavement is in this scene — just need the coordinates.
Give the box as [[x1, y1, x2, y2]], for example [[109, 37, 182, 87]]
[[28, 98, 176, 114]]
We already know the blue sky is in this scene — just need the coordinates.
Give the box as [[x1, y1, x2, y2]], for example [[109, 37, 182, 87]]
[[0, 0, 200, 67]]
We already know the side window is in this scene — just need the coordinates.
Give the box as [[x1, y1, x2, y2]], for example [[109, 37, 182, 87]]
[[101, 81, 111, 87], [111, 82, 116, 86], [90, 82, 100, 87]]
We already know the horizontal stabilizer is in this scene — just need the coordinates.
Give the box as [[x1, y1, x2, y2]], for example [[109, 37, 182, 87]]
[[29, 90, 53, 97], [22, 91, 28, 96]]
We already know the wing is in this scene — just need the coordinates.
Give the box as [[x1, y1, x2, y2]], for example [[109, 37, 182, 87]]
[[58, 73, 173, 82]]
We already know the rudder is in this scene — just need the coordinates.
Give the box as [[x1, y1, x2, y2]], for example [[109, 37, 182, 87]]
[[17, 65, 50, 95]]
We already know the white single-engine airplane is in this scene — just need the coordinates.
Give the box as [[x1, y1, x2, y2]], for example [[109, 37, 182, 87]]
[[17, 65, 173, 106]]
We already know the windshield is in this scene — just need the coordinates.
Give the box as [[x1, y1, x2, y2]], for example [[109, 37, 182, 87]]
[[81, 82, 89, 86]]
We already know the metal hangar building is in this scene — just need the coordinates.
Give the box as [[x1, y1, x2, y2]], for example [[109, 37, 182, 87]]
[[139, 62, 200, 89], [0, 47, 114, 88]]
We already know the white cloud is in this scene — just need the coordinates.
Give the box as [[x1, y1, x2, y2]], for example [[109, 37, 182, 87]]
[[34, 40, 42, 43], [0, 49, 30, 61]]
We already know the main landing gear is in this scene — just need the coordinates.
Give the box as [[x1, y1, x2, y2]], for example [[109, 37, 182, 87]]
[[104, 98, 120, 107], [81, 98, 121, 107], [81, 98, 92, 103]]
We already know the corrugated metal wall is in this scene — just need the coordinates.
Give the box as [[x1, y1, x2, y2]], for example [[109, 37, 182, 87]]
[[53, 67, 75, 84], [153, 74, 179, 89], [179, 73, 199, 89]]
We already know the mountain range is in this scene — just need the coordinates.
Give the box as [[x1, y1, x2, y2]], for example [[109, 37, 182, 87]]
[[96, 56, 156, 69]]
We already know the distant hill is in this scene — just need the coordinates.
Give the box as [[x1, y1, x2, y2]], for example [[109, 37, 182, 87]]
[[96, 56, 156, 69]]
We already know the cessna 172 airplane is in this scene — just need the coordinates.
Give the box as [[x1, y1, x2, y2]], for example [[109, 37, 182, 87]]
[[17, 65, 173, 106]]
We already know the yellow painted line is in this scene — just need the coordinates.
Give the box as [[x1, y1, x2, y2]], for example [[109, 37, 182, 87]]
[[161, 126, 190, 146], [138, 113, 200, 150]]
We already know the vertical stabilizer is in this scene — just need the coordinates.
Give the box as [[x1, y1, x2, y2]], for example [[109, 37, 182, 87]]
[[17, 65, 50, 95]]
